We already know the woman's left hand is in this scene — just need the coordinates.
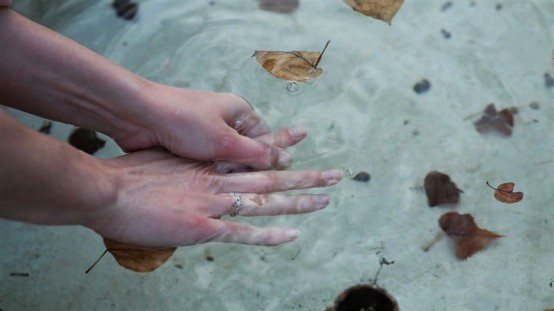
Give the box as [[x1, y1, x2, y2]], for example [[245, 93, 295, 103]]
[[88, 149, 342, 247]]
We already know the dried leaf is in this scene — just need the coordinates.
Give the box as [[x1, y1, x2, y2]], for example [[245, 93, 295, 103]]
[[103, 238, 176, 272], [473, 103, 515, 137], [343, 0, 404, 24], [424, 171, 461, 207], [486, 182, 524, 203], [253, 40, 330, 82], [439, 211, 503, 259]]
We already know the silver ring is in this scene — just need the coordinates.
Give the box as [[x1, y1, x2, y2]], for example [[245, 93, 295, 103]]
[[230, 193, 243, 217]]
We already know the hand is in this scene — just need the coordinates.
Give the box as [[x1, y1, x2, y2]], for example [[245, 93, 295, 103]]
[[114, 85, 303, 170], [88, 149, 342, 247], [0, 10, 301, 170]]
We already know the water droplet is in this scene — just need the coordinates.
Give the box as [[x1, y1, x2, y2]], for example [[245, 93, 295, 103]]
[[286, 82, 298, 92]]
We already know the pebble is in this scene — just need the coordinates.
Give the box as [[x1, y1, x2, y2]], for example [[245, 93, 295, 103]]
[[38, 121, 52, 134], [413, 79, 431, 94], [68, 128, 106, 155], [352, 171, 371, 182], [112, 0, 138, 20], [440, 1, 453, 12]]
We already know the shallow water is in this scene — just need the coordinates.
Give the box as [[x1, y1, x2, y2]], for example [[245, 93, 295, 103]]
[[1, 0, 553, 310]]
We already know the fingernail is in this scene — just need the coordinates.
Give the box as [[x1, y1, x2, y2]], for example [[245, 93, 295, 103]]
[[289, 126, 308, 138], [322, 169, 342, 184], [278, 149, 293, 167], [314, 194, 330, 208], [285, 229, 299, 240]]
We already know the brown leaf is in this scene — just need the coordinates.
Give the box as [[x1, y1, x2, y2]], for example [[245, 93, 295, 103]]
[[343, 0, 404, 24], [253, 40, 330, 82], [473, 103, 515, 137], [424, 171, 461, 207], [486, 182, 524, 203], [103, 238, 176, 272], [439, 212, 503, 259]]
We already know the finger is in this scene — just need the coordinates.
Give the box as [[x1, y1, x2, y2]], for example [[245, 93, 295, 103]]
[[215, 133, 293, 170], [202, 219, 299, 246], [226, 94, 270, 138], [213, 161, 254, 174], [254, 126, 308, 148], [217, 169, 342, 193], [209, 193, 330, 218], [213, 126, 308, 173]]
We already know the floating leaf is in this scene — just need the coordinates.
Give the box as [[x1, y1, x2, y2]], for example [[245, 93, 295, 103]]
[[439, 212, 503, 259], [68, 128, 106, 155], [343, 0, 404, 24], [486, 182, 524, 203], [253, 40, 330, 82], [103, 238, 176, 272], [424, 171, 461, 207], [473, 103, 515, 137]]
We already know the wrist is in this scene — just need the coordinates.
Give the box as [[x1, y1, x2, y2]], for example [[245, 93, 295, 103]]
[[0, 111, 119, 227]]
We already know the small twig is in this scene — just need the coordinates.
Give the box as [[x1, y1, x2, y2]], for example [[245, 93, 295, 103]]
[[9, 272, 29, 277]]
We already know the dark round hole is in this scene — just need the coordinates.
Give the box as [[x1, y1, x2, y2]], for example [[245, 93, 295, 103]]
[[334, 284, 398, 311]]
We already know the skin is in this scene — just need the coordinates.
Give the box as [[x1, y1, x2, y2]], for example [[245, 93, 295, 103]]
[[0, 7, 342, 247]]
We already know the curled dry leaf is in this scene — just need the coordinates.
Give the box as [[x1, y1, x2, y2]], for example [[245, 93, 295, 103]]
[[473, 103, 515, 137], [343, 0, 404, 24], [439, 212, 503, 259], [103, 238, 176, 272], [486, 182, 524, 203], [424, 171, 461, 207], [253, 40, 330, 82]]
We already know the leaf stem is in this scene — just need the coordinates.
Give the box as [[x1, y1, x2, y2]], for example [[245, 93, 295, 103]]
[[85, 249, 109, 274], [314, 40, 330, 69], [485, 181, 497, 190]]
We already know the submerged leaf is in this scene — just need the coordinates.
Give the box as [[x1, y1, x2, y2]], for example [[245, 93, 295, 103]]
[[258, 0, 299, 14], [439, 212, 503, 259], [486, 182, 524, 203], [253, 41, 330, 82], [424, 171, 461, 207], [343, 0, 404, 24], [103, 238, 176, 272], [473, 103, 515, 137]]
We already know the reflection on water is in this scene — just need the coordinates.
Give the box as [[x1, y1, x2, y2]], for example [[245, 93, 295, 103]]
[[3, 0, 553, 310]]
